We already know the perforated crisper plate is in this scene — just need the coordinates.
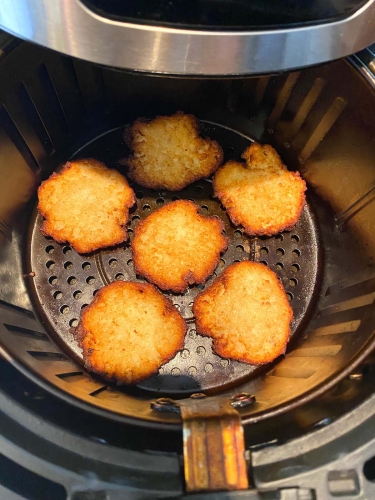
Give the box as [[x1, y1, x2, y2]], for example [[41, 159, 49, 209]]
[[29, 123, 320, 394]]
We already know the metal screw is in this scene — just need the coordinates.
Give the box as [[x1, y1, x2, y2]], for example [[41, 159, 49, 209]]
[[151, 397, 180, 414], [230, 392, 256, 408]]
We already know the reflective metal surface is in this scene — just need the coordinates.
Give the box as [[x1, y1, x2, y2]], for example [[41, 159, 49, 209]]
[[0, 0, 375, 75]]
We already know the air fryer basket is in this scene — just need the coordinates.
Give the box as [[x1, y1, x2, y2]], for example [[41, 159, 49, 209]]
[[1, 38, 375, 433]]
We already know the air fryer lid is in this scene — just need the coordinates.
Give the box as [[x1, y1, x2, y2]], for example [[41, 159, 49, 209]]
[[0, 0, 375, 75]]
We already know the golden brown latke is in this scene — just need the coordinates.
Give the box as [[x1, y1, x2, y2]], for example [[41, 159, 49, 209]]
[[193, 261, 293, 365], [123, 112, 223, 191], [132, 200, 228, 293], [38, 159, 135, 254], [76, 281, 187, 384], [213, 143, 306, 236]]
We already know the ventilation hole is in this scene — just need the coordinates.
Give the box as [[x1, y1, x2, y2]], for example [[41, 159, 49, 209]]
[[82, 262, 91, 271], [136, 191, 143, 199], [143, 204, 151, 212], [234, 230, 242, 238], [220, 204, 226, 211], [188, 198, 195, 203], [53, 291, 62, 300], [109, 258, 117, 267], [17, 81, 54, 156], [49, 276, 57, 285], [181, 349, 190, 359], [0, 105, 39, 172], [195, 186, 203, 194], [199, 205, 208, 215], [291, 264, 300, 272], [189, 329, 196, 338], [260, 261, 268, 266], [276, 262, 284, 270], [205, 363, 214, 373], [220, 259, 225, 267], [64, 261, 73, 270], [188, 366, 197, 376], [236, 245, 244, 252], [275, 234, 283, 241], [132, 215, 140, 221], [60, 305, 69, 314], [188, 302, 194, 308], [45, 245, 54, 254], [289, 278, 297, 287], [63, 246, 71, 254], [220, 359, 229, 367], [286, 292, 293, 302], [46, 260, 55, 269], [276, 248, 285, 256], [156, 198, 164, 206], [364, 456, 375, 482], [260, 247, 269, 255], [93, 289, 99, 296], [197, 346, 206, 356], [73, 290, 82, 299], [4, 324, 48, 340], [37, 62, 69, 134], [28, 351, 67, 360], [171, 367, 181, 377], [292, 249, 301, 257], [171, 196, 180, 201], [291, 235, 300, 243], [69, 318, 78, 327], [234, 259, 241, 263], [81, 304, 88, 309], [127, 259, 133, 266], [115, 273, 125, 280], [222, 229, 227, 236], [67, 276, 77, 285], [86, 276, 95, 284]]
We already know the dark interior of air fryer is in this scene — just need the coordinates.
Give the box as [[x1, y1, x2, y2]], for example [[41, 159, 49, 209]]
[[1, 39, 375, 432]]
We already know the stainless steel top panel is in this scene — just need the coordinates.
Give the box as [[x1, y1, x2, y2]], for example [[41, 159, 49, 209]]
[[0, 0, 375, 75]]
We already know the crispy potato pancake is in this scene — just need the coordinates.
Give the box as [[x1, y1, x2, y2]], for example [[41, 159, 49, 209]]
[[213, 143, 306, 236], [132, 200, 228, 293], [193, 261, 293, 364], [38, 159, 135, 254], [76, 281, 187, 384], [123, 112, 223, 191]]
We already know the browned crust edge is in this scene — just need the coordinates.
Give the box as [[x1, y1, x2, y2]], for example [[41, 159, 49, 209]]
[[37, 159, 136, 254], [75, 281, 187, 385], [122, 112, 224, 191], [193, 261, 293, 365], [131, 200, 229, 293]]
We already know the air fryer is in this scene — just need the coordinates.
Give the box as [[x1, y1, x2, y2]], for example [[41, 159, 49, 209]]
[[0, 4, 375, 500]]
